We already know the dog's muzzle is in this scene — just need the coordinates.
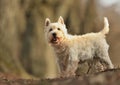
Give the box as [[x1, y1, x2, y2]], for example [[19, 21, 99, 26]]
[[50, 33, 60, 44]]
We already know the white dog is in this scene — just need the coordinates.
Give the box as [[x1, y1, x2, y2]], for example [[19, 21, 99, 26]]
[[44, 16, 114, 77]]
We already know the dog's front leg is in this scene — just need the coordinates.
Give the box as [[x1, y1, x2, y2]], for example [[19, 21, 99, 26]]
[[64, 60, 79, 77]]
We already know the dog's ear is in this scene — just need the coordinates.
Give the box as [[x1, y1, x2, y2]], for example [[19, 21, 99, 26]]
[[58, 16, 64, 24], [45, 18, 51, 26]]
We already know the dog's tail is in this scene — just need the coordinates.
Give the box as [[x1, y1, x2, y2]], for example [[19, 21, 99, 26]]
[[100, 17, 109, 35]]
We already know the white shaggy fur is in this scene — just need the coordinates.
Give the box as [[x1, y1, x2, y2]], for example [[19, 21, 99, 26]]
[[44, 16, 114, 77]]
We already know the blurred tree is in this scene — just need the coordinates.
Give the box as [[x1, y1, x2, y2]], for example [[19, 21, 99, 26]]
[[0, 0, 30, 78], [82, 0, 97, 34]]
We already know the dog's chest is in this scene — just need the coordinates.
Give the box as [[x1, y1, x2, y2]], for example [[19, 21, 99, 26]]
[[54, 45, 69, 71]]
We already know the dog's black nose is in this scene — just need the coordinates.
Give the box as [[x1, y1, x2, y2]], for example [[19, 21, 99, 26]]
[[52, 33, 56, 37]]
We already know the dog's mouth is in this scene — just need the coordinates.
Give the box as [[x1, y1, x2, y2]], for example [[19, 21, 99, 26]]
[[50, 37, 60, 44]]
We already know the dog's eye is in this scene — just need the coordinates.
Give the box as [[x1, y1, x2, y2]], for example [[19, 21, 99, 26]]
[[49, 28, 52, 32], [57, 28, 60, 30]]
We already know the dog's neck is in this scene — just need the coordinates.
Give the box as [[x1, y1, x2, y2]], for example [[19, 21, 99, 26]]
[[52, 40, 66, 50]]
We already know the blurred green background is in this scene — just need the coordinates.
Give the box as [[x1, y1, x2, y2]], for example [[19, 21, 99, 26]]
[[0, 0, 120, 78]]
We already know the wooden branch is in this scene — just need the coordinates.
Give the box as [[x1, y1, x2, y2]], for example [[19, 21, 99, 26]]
[[0, 69, 120, 85]]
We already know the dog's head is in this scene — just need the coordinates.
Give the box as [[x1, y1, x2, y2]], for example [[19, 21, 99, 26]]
[[44, 16, 67, 45]]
